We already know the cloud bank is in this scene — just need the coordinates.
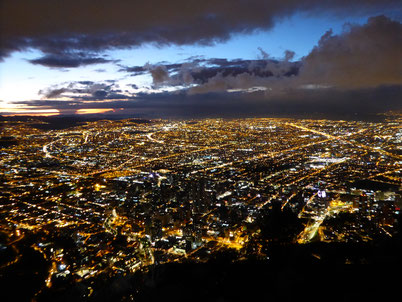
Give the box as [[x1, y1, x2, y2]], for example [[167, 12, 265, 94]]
[[17, 15, 401, 117], [300, 15, 402, 89], [29, 53, 116, 68]]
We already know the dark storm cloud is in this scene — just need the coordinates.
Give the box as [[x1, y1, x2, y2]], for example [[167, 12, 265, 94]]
[[41, 88, 68, 99], [191, 57, 300, 84], [1, 0, 400, 60], [299, 15, 402, 88], [120, 63, 182, 78], [77, 81, 95, 86], [120, 66, 148, 76], [92, 90, 108, 99], [38, 80, 125, 100], [121, 56, 301, 88], [145, 64, 171, 86], [185, 53, 302, 94], [28, 54, 115, 68]]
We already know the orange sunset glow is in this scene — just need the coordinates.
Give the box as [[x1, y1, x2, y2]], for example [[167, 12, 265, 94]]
[[75, 108, 115, 115]]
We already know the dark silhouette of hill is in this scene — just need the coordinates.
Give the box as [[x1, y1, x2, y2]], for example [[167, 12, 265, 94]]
[[37, 241, 401, 302], [34, 207, 402, 302], [35, 225, 402, 302], [0, 233, 49, 302]]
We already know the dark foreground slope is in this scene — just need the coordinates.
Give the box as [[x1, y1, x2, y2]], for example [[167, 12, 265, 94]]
[[35, 236, 402, 302]]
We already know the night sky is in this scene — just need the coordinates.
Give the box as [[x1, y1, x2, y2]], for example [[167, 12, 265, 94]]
[[0, 0, 401, 117]]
